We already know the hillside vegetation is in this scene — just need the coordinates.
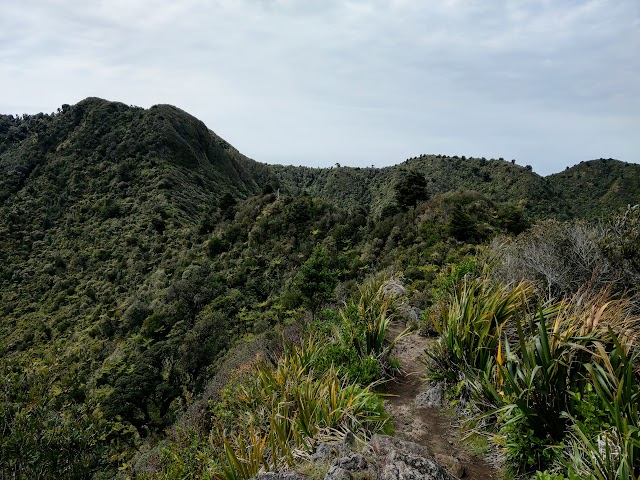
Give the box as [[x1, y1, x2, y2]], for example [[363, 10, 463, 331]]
[[272, 155, 565, 219], [548, 158, 640, 219], [0, 98, 638, 479]]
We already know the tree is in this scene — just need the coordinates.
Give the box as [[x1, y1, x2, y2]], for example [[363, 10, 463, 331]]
[[447, 204, 479, 242], [220, 192, 236, 219], [394, 170, 427, 211], [294, 247, 337, 317], [219, 192, 236, 210]]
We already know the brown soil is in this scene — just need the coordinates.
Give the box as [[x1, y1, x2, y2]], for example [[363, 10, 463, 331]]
[[383, 326, 501, 479]]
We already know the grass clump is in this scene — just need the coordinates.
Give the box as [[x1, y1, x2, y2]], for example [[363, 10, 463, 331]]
[[310, 273, 411, 384]]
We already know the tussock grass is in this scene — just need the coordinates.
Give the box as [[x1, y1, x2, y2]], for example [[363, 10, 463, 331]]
[[343, 273, 411, 363]]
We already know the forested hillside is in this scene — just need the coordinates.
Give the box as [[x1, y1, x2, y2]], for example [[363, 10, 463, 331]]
[[1, 98, 638, 479], [271, 155, 565, 218], [548, 158, 640, 219]]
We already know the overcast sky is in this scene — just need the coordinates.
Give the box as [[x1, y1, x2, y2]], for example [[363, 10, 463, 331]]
[[1, 0, 638, 175]]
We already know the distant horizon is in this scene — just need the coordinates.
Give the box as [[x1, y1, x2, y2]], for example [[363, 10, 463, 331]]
[[2, 1, 637, 178]]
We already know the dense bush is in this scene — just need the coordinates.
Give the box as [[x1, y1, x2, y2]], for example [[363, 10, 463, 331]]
[[426, 274, 640, 477]]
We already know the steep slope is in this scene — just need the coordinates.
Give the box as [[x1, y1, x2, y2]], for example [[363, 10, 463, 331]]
[[548, 159, 640, 219], [0, 98, 277, 476], [0, 98, 270, 330]]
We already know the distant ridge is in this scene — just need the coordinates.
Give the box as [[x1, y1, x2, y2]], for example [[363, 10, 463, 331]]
[[2, 97, 637, 222], [270, 154, 567, 218]]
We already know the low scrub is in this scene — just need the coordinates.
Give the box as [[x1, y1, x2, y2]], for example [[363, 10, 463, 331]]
[[144, 275, 405, 479]]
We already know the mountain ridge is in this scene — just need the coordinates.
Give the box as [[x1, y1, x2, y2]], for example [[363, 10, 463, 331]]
[[3, 97, 638, 220]]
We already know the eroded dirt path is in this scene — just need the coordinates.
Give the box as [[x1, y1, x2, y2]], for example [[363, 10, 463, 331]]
[[383, 326, 500, 479]]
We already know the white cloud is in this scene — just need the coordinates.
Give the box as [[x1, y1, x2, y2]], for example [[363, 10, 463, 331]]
[[0, 0, 638, 174]]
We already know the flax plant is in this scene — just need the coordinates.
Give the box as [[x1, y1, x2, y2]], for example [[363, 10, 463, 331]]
[[564, 330, 640, 479], [212, 337, 388, 480], [425, 274, 640, 475], [424, 277, 533, 384], [343, 275, 410, 359]]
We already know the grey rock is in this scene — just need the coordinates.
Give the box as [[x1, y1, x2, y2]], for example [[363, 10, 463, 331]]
[[324, 466, 353, 480], [368, 435, 456, 480], [325, 453, 376, 480], [332, 453, 369, 471], [312, 442, 341, 462], [382, 280, 406, 298], [415, 383, 445, 408]]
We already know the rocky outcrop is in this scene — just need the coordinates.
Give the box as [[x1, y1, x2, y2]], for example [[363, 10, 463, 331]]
[[324, 453, 377, 480], [252, 434, 456, 480]]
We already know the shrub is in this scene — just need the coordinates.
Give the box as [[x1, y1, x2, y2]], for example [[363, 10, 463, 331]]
[[565, 332, 640, 479]]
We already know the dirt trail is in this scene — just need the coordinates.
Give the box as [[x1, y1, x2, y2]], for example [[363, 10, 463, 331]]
[[383, 326, 500, 479]]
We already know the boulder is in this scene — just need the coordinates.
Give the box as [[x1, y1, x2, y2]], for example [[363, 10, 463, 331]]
[[312, 433, 357, 463], [324, 466, 352, 480], [367, 435, 456, 480], [415, 384, 444, 408]]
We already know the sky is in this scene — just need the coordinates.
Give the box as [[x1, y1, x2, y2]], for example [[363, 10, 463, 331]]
[[1, 0, 638, 175]]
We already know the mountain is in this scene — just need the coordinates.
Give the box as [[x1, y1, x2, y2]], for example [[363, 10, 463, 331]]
[[1, 97, 638, 478], [0, 97, 273, 325], [548, 158, 640, 219]]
